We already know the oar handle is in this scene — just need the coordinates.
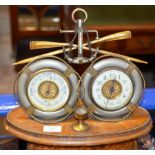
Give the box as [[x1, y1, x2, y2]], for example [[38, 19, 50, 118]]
[[30, 41, 72, 50]]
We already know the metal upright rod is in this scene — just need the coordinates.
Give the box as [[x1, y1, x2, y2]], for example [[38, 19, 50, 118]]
[[77, 19, 83, 57]]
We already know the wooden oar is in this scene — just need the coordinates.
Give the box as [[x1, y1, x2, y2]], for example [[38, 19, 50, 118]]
[[30, 41, 77, 50], [13, 47, 77, 65], [13, 31, 147, 65], [13, 46, 147, 65], [83, 47, 148, 64], [83, 31, 131, 46], [29, 31, 131, 50]]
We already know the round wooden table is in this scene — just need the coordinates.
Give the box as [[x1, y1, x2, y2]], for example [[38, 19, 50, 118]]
[[5, 107, 152, 150]]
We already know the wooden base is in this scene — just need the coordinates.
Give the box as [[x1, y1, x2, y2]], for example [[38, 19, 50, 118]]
[[0, 117, 12, 137], [27, 139, 138, 150], [5, 107, 152, 150]]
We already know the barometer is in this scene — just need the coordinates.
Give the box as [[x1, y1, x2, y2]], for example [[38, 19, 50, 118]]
[[15, 57, 79, 123], [82, 56, 144, 121]]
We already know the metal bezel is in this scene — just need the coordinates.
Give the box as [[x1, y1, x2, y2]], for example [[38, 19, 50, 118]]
[[82, 56, 145, 121], [16, 57, 79, 123]]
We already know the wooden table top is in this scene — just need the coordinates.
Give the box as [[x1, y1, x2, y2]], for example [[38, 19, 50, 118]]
[[4, 107, 152, 146]]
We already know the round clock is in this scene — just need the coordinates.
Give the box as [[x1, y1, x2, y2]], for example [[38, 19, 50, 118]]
[[82, 56, 144, 121], [15, 57, 79, 123]]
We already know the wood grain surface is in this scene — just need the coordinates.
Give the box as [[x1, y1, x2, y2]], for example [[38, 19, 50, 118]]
[[5, 106, 152, 148], [27, 139, 138, 150]]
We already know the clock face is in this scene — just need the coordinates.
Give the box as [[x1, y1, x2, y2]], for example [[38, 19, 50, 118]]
[[27, 69, 70, 112], [92, 69, 133, 111]]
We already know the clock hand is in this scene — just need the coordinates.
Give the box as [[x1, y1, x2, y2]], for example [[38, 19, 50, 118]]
[[45, 100, 51, 107], [47, 78, 52, 95], [106, 99, 109, 107], [106, 77, 116, 107], [105, 87, 113, 107], [109, 77, 116, 95]]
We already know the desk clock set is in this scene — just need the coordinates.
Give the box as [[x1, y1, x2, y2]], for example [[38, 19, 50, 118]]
[[4, 8, 153, 149]]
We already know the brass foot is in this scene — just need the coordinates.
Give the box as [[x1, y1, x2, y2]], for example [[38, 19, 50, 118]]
[[73, 121, 88, 132], [72, 101, 89, 132]]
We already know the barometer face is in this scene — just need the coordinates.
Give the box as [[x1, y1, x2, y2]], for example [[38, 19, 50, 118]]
[[92, 69, 133, 111], [27, 69, 70, 112], [17, 58, 78, 123]]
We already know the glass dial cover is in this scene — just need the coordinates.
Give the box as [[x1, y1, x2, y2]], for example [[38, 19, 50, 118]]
[[92, 69, 133, 111], [27, 70, 70, 112]]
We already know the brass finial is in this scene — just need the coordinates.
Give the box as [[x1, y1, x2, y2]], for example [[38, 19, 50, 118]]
[[72, 101, 89, 132]]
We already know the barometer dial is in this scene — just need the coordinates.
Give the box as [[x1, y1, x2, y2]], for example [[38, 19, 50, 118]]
[[16, 57, 78, 123], [27, 69, 70, 112]]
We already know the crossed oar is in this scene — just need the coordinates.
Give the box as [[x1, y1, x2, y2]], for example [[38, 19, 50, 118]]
[[13, 31, 148, 65]]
